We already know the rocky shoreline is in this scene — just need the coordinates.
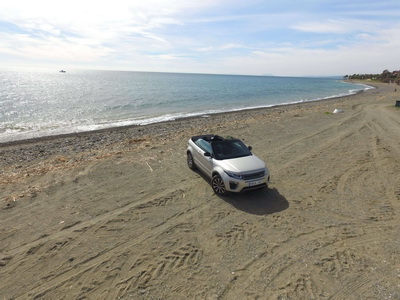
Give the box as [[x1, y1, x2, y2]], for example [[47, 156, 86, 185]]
[[0, 89, 369, 170]]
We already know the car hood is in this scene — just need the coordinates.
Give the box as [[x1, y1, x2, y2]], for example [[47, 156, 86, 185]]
[[216, 155, 265, 173]]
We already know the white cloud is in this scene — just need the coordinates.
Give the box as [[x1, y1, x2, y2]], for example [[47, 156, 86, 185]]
[[213, 32, 400, 76], [292, 18, 377, 34], [1, 0, 400, 75], [197, 43, 246, 52]]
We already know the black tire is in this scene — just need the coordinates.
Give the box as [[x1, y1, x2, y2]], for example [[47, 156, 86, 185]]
[[187, 152, 196, 170], [212, 174, 227, 196]]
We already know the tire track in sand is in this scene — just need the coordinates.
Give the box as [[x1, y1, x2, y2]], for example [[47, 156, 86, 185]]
[[219, 221, 397, 299], [4, 183, 209, 299]]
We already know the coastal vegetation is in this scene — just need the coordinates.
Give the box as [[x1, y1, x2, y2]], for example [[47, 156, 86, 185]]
[[344, 69, 400, 84]]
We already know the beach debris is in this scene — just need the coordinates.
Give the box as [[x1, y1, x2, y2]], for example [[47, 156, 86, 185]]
[[395, 100, 400, 107], [56, 155, 69, 162], [333, 108, 344, 114], [145, 161, 153, 172]]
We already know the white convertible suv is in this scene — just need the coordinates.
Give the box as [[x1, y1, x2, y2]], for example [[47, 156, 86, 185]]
[[187, 134, 270, 195]]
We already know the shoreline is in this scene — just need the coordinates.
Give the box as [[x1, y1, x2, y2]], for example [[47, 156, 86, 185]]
[[0, 81, 371, 146], [0, 87, 370, 171], [0, 83, 379, 171], [0, 83, 371, 148]]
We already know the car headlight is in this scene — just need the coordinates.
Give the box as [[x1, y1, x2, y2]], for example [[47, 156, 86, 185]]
[[225, 171, 243, 180]]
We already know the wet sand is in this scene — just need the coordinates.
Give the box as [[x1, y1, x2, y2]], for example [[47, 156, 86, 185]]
[[1, 82, 399, 299]]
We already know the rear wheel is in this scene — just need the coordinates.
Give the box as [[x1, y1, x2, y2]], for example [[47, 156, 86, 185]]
[[187, 152, 196, 170], [212, 174, 227, 196]]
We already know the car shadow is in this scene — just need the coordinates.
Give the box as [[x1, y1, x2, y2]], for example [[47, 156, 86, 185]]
[[217, 188, 289, 215], [191, 169, 288, 215]]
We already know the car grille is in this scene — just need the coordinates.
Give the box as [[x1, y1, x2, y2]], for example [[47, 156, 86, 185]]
[[242, 171, 265, 180]]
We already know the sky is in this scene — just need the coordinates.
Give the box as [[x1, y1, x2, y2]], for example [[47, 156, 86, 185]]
[[1, 0, 399, 76]]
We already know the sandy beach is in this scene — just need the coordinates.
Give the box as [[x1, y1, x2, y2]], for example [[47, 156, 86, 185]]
[[1, 82, 399, 299]]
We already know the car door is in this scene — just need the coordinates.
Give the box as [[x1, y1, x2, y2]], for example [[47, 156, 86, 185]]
[[194, 139, 214, 176]]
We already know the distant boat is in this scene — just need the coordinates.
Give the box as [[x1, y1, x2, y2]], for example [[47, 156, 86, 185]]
[[59, 70, 66, 73]]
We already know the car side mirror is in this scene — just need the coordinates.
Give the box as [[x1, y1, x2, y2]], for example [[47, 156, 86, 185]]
[[204, 152, 211, 157], [248, 146, 253, 151]]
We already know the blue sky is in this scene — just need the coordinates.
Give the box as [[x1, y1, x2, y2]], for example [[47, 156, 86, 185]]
[[1, 0, 399, 76]]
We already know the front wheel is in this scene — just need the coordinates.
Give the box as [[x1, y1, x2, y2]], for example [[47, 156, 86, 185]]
[[212, 174, 227, 196]]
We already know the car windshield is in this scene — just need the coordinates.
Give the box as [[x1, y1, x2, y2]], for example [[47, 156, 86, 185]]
[[211, 140, 252, 160]]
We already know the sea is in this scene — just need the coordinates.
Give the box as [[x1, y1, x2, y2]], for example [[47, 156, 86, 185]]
[[0, 68, 372, 143]]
